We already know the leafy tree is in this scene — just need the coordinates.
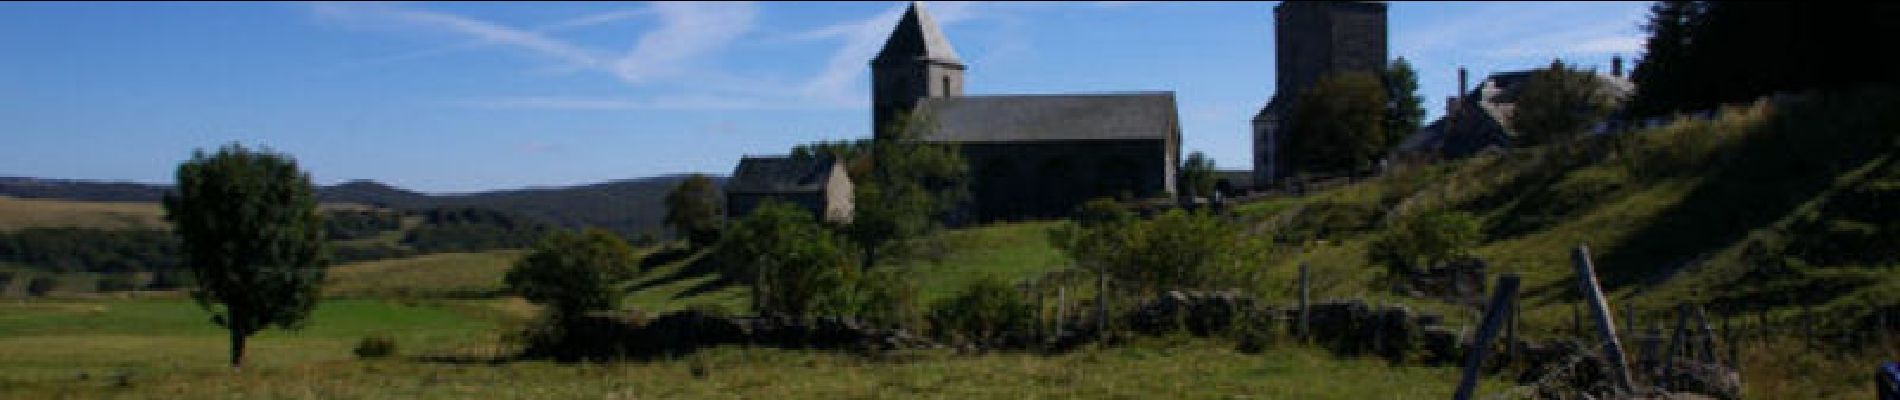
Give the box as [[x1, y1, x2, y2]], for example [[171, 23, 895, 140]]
[[663, 174, 724, 248], [790, 139, 869, 163], [1385, 57, 1426, 147], [163, 143, 328, 370], [1510, 59, 1618, 146], [1052, 208, 1262, 296], [504, 228, 639, 323], [848, 113, 969, 268], [1367, 210, 1481, 278], [716, 199, 859, 316], [1179, 151, 1217, 198], [1287, 71, 1391, 177]]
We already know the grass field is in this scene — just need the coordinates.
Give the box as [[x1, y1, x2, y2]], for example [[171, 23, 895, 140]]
[[0, 196, 168, 231], [0, 297, 499, 392], [324, 250, 524, 298], [0, 196, 376, 232]]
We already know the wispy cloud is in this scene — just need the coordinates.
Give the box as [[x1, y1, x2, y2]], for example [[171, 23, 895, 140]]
[[611, 2, 757, 85], [312, 1, 1014, 111], [311, 2, 607, 72], [1395, 2, 1643, 62]]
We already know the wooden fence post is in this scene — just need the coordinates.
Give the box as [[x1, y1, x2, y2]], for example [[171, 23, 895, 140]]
[[1453, 274, 1521, 400], [1694, 305, 1716, 365], [1056, 287, 1067, 336], [1298, 262, 1310, 339], [1573, 244, 1637, 395], [1664, 304, 1691, 390], [1573, 301, 1583, 337]]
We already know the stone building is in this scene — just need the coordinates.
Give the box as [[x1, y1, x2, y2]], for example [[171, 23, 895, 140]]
[[1395, 64, 1635, 161], [1252, 1, 1388, 187], [876, 2, 1181, 221], [724, 155, 854, 224]]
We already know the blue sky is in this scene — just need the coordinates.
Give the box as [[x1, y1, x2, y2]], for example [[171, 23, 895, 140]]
[[0, 1, 1651, 193]]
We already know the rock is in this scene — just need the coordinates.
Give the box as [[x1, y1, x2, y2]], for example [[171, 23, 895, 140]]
[[1421, 326, 1463, 365]]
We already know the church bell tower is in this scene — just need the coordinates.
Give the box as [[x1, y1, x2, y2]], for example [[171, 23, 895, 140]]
[[872, 2, 965, 139]]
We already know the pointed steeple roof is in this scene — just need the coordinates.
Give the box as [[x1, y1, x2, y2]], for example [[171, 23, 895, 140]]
[[873, 2, 962, 65]]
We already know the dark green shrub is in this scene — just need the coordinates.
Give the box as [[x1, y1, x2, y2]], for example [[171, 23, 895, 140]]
[[929, 276, 1034, 344], [25, 276, 57, 297], [1367, 210, 1481, 277], [95, 274, 140, 292], [1275, 201, 1382, 244], [353, 335, 397, 359]]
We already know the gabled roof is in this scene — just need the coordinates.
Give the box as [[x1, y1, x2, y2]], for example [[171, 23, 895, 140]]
[[873, 2, 962, 65], [912, 92, 1180, 143], [725, 155, 841, 194]]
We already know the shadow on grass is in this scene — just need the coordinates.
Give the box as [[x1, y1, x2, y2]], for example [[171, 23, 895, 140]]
[[1593, 87, 1900, 291]]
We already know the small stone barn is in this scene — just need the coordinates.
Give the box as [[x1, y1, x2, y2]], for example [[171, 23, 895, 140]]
[[724, 155, 854, 224]]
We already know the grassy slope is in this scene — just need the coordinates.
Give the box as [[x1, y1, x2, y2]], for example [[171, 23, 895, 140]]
[[0, 196, 168, 231], [0, 196, 375, 232], [1228, 87, 1900, 398], [324, 250, 524, 298]]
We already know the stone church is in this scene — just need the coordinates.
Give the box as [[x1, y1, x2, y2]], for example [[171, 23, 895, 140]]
[[875, 2, 1183, 221], [1252, 1, 1388, 187]]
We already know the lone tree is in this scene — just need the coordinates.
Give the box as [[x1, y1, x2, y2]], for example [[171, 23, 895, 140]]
[[504, 228, 638, 324], [848, 113, 968, 268], [1287, 71, 1390, 177], [163, 143, 328, 371], [717, 199, 858, 316], [663, 174, 723, 248], [1510, 59, 1618, 146]]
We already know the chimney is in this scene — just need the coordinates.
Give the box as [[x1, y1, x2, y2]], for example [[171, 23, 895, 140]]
[[1457, 67, 1468, 98], [1611, 55, 1624, 78]]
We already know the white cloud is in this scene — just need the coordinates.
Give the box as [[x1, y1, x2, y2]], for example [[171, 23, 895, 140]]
[[311, 2, 605, 71], [611, 2, 758, 85], [313, 1, 1021, 111]]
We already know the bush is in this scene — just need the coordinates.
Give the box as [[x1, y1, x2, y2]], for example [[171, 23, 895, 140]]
[[504, 228, 639, 322], [851, 267, 921, 328], [1057, 209, 1265, 296], [25, 276, 57, 297], [1274, 201, 1382, 244], [715, 200, 859, 317], [95, 274, 140, 292], [1367, 210, 1482, 277], [353, 335, 398, 359], [929, 276, 1034, 345]]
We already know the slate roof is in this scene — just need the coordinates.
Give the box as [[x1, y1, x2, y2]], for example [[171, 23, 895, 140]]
[[1400, 69, 1636, 158], [873, 2, 961, 65], [725, 155, 839, 194], [911, 92, 1180, 143]]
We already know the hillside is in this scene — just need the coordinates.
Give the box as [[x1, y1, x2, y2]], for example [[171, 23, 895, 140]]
[[1228, 86, 1900, 398], [0, 175, 724, 236]]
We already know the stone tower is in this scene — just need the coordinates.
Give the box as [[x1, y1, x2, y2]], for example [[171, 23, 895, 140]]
[[872, 2, 965, 139], [1253, 1, 1387, 186]]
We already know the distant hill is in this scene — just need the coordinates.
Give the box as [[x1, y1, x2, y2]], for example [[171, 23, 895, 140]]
[[0, 175, 725, 236]]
